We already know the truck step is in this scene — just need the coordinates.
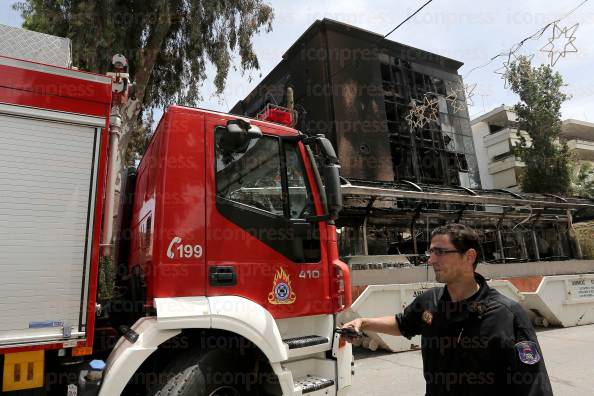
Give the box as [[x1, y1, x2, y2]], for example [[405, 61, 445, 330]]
[[294, 375, 335, 394], [284, 335, 328, 349]]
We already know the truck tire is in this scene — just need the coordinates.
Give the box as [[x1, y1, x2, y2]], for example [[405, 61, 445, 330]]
[[149, 349, 258, 396]]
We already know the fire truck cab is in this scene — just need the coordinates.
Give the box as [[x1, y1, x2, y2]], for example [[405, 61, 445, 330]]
[[0, 25, 352, 396], [100, 106, 353, 395], [0, 23, 352, 395]]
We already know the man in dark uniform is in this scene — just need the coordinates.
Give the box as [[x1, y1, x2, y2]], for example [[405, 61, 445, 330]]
[[341, 223, 553, 395]]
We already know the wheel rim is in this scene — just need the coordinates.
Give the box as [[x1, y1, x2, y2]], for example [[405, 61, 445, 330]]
[[208, 386, 241, 396]]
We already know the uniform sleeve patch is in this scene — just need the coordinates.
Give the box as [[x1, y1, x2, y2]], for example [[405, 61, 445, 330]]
[[515, 341, 541, 365], [422, 310, 433, 326]]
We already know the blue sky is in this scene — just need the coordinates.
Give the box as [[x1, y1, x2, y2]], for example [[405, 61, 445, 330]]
[[2, 0, 593, 121]]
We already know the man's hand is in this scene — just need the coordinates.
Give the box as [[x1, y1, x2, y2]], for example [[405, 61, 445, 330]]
[[339, 319, 365, 343], [340, 316, 402, 342]]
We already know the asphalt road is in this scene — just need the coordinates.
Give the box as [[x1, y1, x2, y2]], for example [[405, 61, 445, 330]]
[[349, 324, 594, 395]]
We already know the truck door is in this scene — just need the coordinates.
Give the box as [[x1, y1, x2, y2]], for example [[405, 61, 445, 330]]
[[205, 118, 332, 318]]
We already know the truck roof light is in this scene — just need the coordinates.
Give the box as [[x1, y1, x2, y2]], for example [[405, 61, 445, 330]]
[[256, 104, 297, 127]]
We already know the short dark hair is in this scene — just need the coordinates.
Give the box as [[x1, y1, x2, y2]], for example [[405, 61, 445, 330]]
[[431, 223, 480, 269]]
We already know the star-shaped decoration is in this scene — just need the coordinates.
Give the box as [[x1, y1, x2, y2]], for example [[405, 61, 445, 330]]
[[422, 95, 439, 124], [494, 51, 515, 89], [494, 64, 509, 87], [494, 52, 535, 89], [405, 99, 426, 129], [445, 85, 467, 114], [540, 22, 579, 66], [404, 110, 416, 128], [494, 52, 534, 89], [464, 83, 477, 107]]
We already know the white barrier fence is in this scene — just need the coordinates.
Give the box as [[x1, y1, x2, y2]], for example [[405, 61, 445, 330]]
[[518, 274, 594, 327], [340, 274, 594, 352]]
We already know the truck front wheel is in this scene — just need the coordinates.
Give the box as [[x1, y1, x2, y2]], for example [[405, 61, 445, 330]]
[[149, 349, 260, 396]]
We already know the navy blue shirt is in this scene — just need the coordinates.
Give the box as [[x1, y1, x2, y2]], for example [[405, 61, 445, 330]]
[[396, 273, 553, 396]]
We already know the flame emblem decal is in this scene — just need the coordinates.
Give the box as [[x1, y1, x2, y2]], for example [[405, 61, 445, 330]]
[[268, 267, 297, 305]]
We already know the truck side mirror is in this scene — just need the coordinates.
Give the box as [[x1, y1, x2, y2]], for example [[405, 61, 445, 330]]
[[220, 119, 262, 153], [304, 135, 342, 221], [317, 136, 338, 163], [323, 163, 342, 220]]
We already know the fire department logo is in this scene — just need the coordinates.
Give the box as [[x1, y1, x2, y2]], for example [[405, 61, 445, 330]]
[[268, 267, 296, 305], [422, 310, 433, 326], [515, 341, 541, 365]]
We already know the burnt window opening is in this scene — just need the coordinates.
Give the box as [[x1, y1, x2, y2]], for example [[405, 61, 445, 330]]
[[432, 77, 446, 96], [379, 59, 476, 187], [419, 148, 444, 183], [457, 153, 469, 172], [391, 144, 415, 180]]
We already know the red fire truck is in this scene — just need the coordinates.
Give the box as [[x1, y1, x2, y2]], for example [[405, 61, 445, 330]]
[[0, 26, 352, 396]]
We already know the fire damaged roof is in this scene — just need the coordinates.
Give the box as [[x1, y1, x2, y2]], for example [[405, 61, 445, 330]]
[[233, 18, 464, 113], [338, 179, 594, 264], [342, 178, 594, 209], [340, 178, 594, 221], [282, 18, 464, 71]]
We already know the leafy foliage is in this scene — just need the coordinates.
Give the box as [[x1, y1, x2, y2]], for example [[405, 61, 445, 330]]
[[506, 56, 573, 194], [14, 0, 274, 159], [573, 162, 594, 199], [125, 108, 154, 164]]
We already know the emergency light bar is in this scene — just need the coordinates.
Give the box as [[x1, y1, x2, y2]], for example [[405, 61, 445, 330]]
[[256, 103, 297, 127]]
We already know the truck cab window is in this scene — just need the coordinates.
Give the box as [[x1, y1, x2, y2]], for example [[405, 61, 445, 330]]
[[284, 142, 314, 219], [215, 128, 320, 263], [216, 132, 284, 216]]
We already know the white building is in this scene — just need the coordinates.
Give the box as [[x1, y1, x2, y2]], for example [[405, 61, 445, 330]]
[[471, 106, 594, 191]]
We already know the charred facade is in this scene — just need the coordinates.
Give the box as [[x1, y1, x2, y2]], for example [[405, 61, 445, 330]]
[[231, 19, 593, 264], [231, 18, 480, 188]]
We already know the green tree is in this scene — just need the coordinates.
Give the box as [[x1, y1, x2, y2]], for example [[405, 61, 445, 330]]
[[573, 162, 594, 198], [14, 0, 273, 159], [13, 0, 273, 256], [506, 56, 573, 194]]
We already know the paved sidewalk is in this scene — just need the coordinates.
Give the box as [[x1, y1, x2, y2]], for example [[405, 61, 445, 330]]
[[350, 324, 594, 395]]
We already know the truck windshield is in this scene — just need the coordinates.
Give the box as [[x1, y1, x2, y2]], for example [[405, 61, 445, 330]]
[[216, 133, 284, 216], [283, 141, 314, 219], [304, 145, 328, 214], [215, 131, 314, 219], [215, 128, 320, 262]]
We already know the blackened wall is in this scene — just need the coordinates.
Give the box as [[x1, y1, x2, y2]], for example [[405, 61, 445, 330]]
[[231, 19, 481, 188]]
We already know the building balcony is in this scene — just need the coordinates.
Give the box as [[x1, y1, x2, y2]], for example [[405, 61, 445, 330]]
[[488, 154, 524, 174], [484, 127, 529, 160], [566, 138, 594, 161]]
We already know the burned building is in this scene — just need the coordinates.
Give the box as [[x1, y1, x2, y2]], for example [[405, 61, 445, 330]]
[[232, 18, 481, 189], [231, 19, 594, 265]]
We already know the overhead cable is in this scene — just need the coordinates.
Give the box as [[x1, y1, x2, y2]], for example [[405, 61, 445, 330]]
[[384, 0, 434, 39], [464, 0, 590, 78]]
